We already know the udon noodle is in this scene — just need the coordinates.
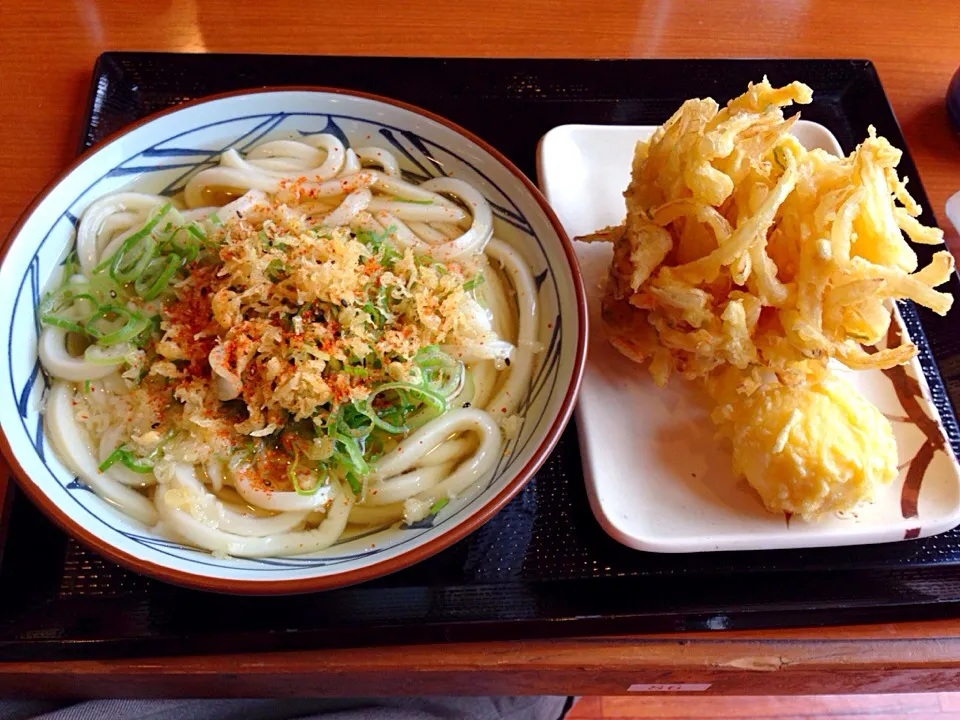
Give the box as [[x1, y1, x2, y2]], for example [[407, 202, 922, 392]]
[[38, 133, 541, 557]]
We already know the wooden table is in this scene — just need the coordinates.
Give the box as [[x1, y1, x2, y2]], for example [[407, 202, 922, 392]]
[[1, 0, 959, 697]]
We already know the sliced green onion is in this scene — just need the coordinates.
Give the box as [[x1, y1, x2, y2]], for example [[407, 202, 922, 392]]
[[287, 448, 301, 487], [335, 434, 370, 477], [110, 235, 157, 284], [39, 284, 102, 318], [322, 408, 341, 437], [132, 314, 161, 348], [416, 345, 451, 368], [94, 203, 171, 274], [61, 249, 79, 277], [353, 400, 408, 435], [291, 462, 328, 497], [360, 382, 447, 434], [163, 221, 212, 259], [380, 245, 402, 266], [375, 382, 446, 411], [134, 253, 182, 300], [98, 446, 127, 472], [83, 380, 91, 393], [39, 287, 104, 334], [120, 452, 155, 473], [208, 212, 222, 226], [335, 403, 373, 438], [415, 346, 464, 398], [361, 298, 391, 329], [429, 497, 449, 514], [429, 362, 465, 399], [266, 259, 286, 280], [375, 225, 396, 244], [57, 290, 101, 310], [161, 234, 198, 264], [358, 225, 397, 250], [86, 305, 149, 346], [463, 273, 485, 291], [186, 223, 209, 244], [373, 406, 408, 433], [355, 230, 377, 247], [39, 315, 86, 333], [98, 445, 153, 473], [344, 471, 362, 496]]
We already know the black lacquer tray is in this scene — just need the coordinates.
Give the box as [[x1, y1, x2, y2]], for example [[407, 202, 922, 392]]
[[2, 54, 960, 662]]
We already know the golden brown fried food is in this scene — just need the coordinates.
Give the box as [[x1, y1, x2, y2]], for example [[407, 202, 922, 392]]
[[708, 369, 897, 519], [598, 77, 953, 389], [588, 78, 955, 519]]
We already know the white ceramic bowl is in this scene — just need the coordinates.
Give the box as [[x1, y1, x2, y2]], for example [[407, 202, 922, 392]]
[[0, 88, 586, 593]]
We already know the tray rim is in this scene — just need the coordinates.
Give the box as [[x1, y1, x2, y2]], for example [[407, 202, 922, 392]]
[[3, 53, 960, 662]]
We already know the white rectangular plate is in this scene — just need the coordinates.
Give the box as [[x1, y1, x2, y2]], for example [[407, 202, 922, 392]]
[[538, 122, 960, 553]]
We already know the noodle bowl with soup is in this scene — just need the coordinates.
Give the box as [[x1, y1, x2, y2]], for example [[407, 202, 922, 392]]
[[0, 89, 585, 591]]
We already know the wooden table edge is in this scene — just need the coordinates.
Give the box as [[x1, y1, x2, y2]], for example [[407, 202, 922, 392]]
[[0, 622, 959, 696]]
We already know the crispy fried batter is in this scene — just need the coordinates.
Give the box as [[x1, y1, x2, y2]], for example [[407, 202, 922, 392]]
[[584, 78, 955, 519], [588, 77, 953, 388]]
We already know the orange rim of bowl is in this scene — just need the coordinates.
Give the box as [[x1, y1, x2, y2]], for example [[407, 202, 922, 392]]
[[0, 86, 588, 595]]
